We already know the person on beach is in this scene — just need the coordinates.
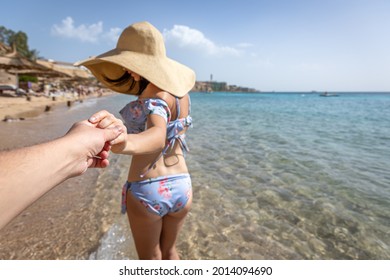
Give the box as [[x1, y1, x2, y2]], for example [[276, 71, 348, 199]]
[[76, 21, 195, 260], [0, 120, 123, 230]]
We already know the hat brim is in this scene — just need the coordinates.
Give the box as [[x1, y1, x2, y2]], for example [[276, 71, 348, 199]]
[[75, 48, 195, 97]]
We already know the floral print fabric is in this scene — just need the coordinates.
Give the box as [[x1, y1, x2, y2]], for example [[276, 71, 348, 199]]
[[121, 174, 192, 216]]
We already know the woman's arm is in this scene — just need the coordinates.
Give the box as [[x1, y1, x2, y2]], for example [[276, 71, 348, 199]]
[[89, 110, 167, 155]]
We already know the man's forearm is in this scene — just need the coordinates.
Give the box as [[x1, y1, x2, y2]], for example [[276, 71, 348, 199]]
[[0, 137, 73, 229], [0, 118, 122, 230]]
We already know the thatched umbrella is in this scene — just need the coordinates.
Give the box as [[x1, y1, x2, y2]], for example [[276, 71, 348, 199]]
[[37, 60, 92, 80], [0, 49, 48, 72], [7, 67, 71, 78], [0, 48, 67, 94]]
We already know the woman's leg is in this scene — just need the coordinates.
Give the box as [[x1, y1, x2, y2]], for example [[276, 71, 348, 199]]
[[126, 191, 163, 260], [160, 195, 192, 260]]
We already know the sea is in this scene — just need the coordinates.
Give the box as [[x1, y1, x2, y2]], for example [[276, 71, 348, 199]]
[[1, 91, 389, 260]]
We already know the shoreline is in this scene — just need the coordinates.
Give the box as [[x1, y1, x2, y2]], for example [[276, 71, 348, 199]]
[[0, 91, 114, 121], [0, 168, 103, 259], [0, 93, 120, 259]]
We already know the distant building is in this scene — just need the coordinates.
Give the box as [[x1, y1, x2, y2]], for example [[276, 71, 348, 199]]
[[191, 80, 258, 93]]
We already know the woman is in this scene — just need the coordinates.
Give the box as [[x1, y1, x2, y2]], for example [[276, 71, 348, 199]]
[[76, 21, 196, 260]]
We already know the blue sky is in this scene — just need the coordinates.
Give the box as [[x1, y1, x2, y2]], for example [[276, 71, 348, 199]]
[[1, 0, 389, 91]]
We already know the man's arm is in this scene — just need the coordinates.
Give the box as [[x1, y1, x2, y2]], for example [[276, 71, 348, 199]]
[[0, 120, 122, 229]]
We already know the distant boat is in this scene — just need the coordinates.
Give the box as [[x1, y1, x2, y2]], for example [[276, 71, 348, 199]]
[[320, 92, 339, 97]]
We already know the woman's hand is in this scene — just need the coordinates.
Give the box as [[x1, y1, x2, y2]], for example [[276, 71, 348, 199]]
[[65, 119, 123, 174], [89, 110, 128, 153]]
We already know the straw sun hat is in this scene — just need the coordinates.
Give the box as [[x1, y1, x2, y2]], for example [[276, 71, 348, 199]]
[[75, 21, 195, 97]]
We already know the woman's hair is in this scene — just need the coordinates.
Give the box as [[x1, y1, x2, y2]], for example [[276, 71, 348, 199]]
[[103, 71, 150, 95]]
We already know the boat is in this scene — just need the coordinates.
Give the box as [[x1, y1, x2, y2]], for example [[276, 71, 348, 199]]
[[320, 92, 339, 97]]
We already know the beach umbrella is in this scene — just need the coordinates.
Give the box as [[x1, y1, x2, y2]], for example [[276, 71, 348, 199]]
[[7, 68, 71, 78], [0, 50, 49, 72], [0, 48, 63, 93], [37, 59, 92, 81]]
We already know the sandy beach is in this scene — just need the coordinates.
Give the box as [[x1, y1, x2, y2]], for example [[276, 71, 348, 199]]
[[0, 92, 111, 121], [0, 92, 121, 259]]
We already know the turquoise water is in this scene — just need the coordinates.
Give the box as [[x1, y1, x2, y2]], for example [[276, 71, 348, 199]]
[[91, 92, 390, 260], [3, 92, 387, 259]]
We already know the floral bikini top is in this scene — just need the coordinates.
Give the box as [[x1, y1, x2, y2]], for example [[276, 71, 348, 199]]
[[119, 97, 192, 177]]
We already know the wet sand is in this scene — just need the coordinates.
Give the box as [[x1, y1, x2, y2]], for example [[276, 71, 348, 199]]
[[0, 93, 119, 259], [0, 170, 102, 259], [0, 95, 76, 121]]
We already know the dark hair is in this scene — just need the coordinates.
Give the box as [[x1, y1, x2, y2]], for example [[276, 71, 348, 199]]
[[103, 71, 149, 95], [138, 77, 150, 94]]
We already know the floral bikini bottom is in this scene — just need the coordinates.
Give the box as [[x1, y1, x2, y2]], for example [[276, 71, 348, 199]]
[[121, 173, 192, 217]]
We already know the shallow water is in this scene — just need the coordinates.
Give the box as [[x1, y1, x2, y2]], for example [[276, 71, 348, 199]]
[[1, 92, 389, 259], [90, 92, 390, 260], [0, 97, 121, 259]]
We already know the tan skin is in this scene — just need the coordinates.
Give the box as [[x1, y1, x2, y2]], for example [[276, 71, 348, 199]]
[[89, 71, 192, 260], [0, 121, 123, 230]]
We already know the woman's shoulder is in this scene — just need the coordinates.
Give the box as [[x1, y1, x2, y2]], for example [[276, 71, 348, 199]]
[[155, 91, 174, 102], [141, 85, 172, 101], [145, 90, 174, 110]]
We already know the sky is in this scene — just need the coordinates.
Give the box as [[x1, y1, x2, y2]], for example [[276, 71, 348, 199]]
[[1, 0, 390, 91]]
